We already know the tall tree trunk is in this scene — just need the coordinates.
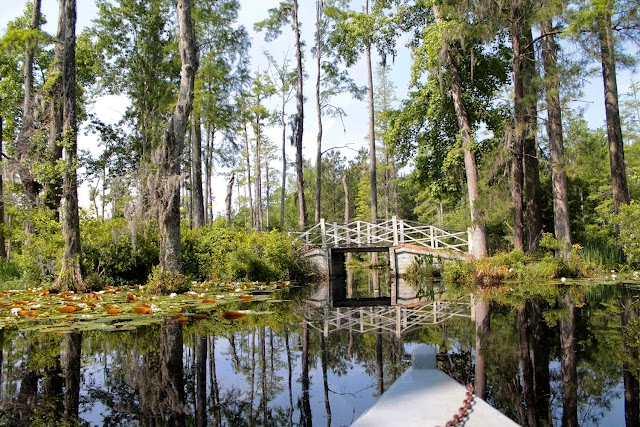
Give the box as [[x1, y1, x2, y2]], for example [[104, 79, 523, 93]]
[[15, 0, 42, 206], [598, 11, 630, 215], [292, 0, 307, 229], [560, 292, 578, 427], [0, 118, 6, 259], [523, 26, 542, 253], [225, 174, 234, 226], [542, 19, 571, 259], [433, 10, 487, 258], [156, 0, 197, 272], [56, 0, 83, 290], [192, 115, 205, 228], [244, 123, 254, 229], [365, 0, 377, 225], [255, 120, 263, 232], [315, 0, 324, 224], [205, 125, 214, 224], [44, 0, 64, 214], [280, 97, 287, 229], [510, 12, 525, 252]]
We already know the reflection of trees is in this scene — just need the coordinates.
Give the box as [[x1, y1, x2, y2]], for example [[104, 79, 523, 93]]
[[474, 298, 490, 399], [621, 298, 639, 427], [65, 331, 82, 422], [195, 335, 206, 427], [560, 291, 578, 427], [138, 321, 187, 426]]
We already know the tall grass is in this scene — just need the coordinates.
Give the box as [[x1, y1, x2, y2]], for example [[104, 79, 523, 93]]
[[582, 243, 626, 269]]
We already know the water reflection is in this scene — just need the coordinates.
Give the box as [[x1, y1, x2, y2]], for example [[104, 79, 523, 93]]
[[0, 283, 638, 425]]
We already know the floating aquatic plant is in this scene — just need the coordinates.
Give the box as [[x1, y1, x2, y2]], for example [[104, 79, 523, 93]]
[[0, 280, 292, 333]]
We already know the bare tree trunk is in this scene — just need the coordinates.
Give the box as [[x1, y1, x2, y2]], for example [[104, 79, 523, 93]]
[[56, 0, 83, 290], [44, 0, 64, 215], [192, 115, 205, 228], [204, 125, 214, 224], [293, 0, 307, 229], [0, 118, 6, 259], [510, 14, 525, 252], [255, 118, 263, 232], [542, 19, 571, 259], [365, 0, 377, 225], [244, 123, 254, 229], [280, 99, 287, 229], [523, 26, 542, 253], [15, 0, 42, 206], [315, 0, 324, 224], [599, 11, 630, 215], [225, 174, 235, 226], [155, 0, 197, 272]]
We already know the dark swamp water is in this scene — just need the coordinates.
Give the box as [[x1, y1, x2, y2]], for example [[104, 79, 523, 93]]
[[0, 280, 638, 426]]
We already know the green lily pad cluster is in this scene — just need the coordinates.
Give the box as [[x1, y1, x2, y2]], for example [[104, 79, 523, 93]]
[[0, 280, 291, 333]]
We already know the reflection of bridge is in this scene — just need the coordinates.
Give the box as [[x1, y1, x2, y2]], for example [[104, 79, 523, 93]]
[[292, 216, 470, 253], [305, 297, 473, 339]]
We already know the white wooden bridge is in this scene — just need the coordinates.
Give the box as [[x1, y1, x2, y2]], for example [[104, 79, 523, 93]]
[[292, 216, 470, 253]]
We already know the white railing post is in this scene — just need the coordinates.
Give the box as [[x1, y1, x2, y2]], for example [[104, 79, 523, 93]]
[[333, 222, 339, 245], [392, 215, 399, 246], [399, 220, 405, 243], [320, 219, 327, 247], [430, 226, 435, 248], [357, 221, 362, 245]]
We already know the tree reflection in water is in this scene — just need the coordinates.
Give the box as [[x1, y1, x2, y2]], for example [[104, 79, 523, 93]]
[[0, 284, 637, 425]]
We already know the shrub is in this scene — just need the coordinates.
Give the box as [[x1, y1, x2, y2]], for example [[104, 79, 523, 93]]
[[81, 217, 158, 287], [181, 221, 315, 282], [145, 265, 190, 295]]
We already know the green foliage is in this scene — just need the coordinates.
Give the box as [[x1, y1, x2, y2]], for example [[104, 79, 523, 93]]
[[182, 221, 315, 282], [618, 201, 640, 266], [145, 264, 190, 295], [81, 217, 158, 287], [10, 208, 64, 285], [0, 258, 22, 289], [539, 232, 564, 252]]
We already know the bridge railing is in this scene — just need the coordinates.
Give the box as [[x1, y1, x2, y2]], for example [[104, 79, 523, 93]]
[[291, 216, 469, 253]]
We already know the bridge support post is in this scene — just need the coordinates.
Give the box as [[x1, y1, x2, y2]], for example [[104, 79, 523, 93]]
[[392, 216, 399, 246], [320, 219, 327, 247]]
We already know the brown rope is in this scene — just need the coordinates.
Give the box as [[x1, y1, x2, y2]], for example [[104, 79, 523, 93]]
[[438, 384, 475, 427]]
